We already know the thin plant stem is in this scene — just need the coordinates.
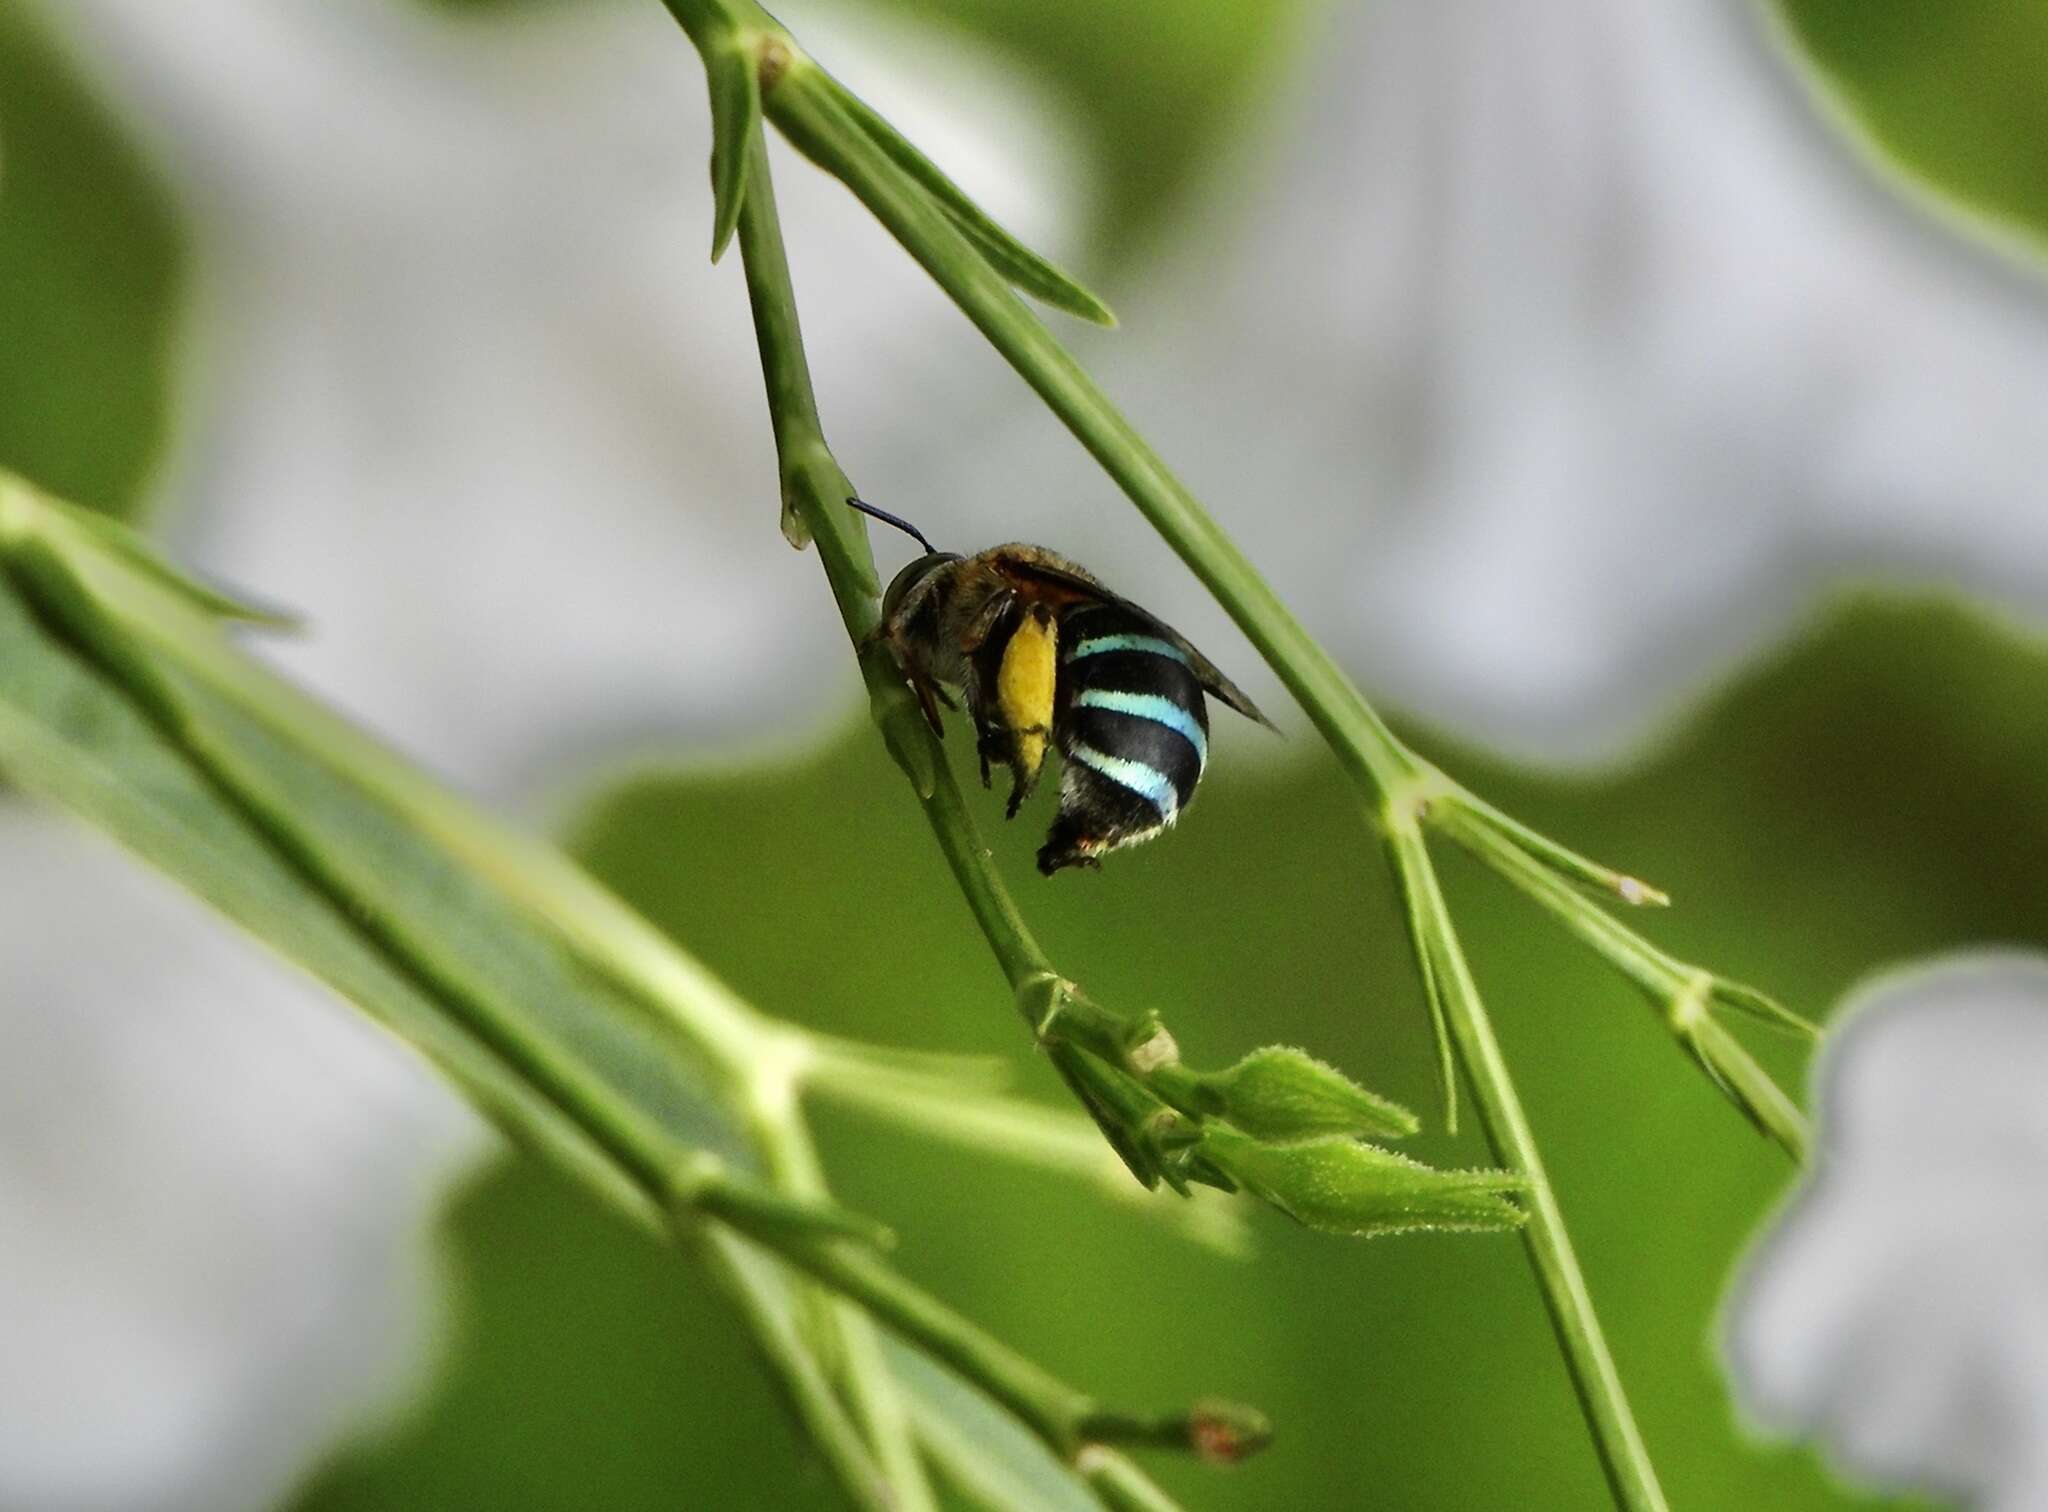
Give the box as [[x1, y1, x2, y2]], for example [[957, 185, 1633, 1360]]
[[8, 493, 1179, 1512], [766, 64, 1412, 799], [5, 487, 1258, 1512], [726, 133, 946, 1512], [688, 1223, 897, 1512], [748, 1094, 939, 1512], [909, 1397, 1182, 1512], [1387, 818, 1666, 1511], [727, 132, 1165, 1117], [759, 53, 1669, 1509], [1435, 794, 1811, 1159], [641, 11, 1816, 1505], [710, 1199, 1224, 1496], [1077, 1449, 1187, 1512], [745, 1227, 1091, 1455]]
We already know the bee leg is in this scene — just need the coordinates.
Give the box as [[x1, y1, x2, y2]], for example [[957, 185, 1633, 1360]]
[[968, 708, 1001, 791], [905, 673, 956, 736], [1004, 734, 1047, 819], [958, 587, 1016, 657]]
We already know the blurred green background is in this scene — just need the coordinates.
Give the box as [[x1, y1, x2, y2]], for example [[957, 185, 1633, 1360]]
[[7, 0, 2048, 1506]]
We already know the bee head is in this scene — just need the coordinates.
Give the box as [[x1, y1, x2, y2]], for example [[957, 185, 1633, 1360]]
[[881, 552, 962, 622]]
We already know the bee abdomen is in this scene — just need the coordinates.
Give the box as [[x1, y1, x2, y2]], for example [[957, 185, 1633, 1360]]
[[1067, 693, 1205, 812], [1039, 607, 1212, 873]]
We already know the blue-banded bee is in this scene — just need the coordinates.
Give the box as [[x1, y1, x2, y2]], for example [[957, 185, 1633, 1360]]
[[850, 499, 1274, 874]]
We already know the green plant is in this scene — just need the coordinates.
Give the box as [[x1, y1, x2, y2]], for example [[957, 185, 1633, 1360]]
[[0, 6, 1821, 1510], [655, 4, 1821, 1507], [0, 449, 1514, 1506]]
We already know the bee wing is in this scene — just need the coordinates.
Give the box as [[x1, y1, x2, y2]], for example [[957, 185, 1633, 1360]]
[[988, 549, 1279, 731], [983, 547, 1109, 606], [1144, 618, 1279, 731]]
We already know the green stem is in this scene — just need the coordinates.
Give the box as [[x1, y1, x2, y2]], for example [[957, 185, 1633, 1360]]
[[729, 91, 1047, 995], [728, 119, 1264, 1505], [764, 51, 1667, 1507], [727, 137, 943, 1511], [678, 1160, 1236, 1494], [729, 119, 1171, 1151], [689, 1224, 897, 1512], [749, 1090, 939, 1512], [1076, 1449, 1186, 1512], [717, 1198, 1237, 1488], [1437, 800, 1810, 1158], [1388, 819, 1666, 1512], [909, 1398, 1185, 1512], [767, 61, 1413, 800], [1686, 1015, 1810, 1161], [734, 1224, 1094, 1456]]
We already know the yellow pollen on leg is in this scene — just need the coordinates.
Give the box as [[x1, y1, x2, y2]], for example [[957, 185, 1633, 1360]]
[[997, 609, 1058, 782]]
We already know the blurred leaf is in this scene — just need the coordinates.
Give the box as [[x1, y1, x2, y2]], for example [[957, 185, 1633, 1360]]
[[0, 476, 1272, 1508], [893, 1348, 1101, 1512], [0, 0, 183, 517], [24, 488, 297, 625], [1775, 0, 2048, 243], [0, 475, 744, 1229]]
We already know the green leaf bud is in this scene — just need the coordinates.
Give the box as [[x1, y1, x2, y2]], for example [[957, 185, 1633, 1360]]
[[1200, 1126, 1526, 1238], [1197, 1046, 1419, 1143]]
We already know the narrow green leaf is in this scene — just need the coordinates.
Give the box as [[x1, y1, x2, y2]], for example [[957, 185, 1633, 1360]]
[[1386, 825, 1459, 1133], [1199, 1126, 1526, 1238], [807, 63, 1116, 326], [1712, 977, 1823, 1041], [1678, 1015, 1811, 1161], [1439, 785, 1669, 908], [2, 473, 296, 627], [705, 35, 761, 263]]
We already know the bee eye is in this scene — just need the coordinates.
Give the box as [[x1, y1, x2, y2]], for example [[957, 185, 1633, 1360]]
[[881, 553, 957, 620]]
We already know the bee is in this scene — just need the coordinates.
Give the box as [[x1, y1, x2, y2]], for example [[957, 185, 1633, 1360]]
[[849, 498, 1274, 874]]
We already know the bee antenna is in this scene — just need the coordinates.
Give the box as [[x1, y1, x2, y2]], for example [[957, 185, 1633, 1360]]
[[846, 496, 940, 556]]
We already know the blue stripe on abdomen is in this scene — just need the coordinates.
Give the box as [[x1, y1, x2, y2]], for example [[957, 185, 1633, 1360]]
[[1067, 742, 1180, 820], [1066, 632, 1192, 667], [1074, 688, 1207, 771]]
